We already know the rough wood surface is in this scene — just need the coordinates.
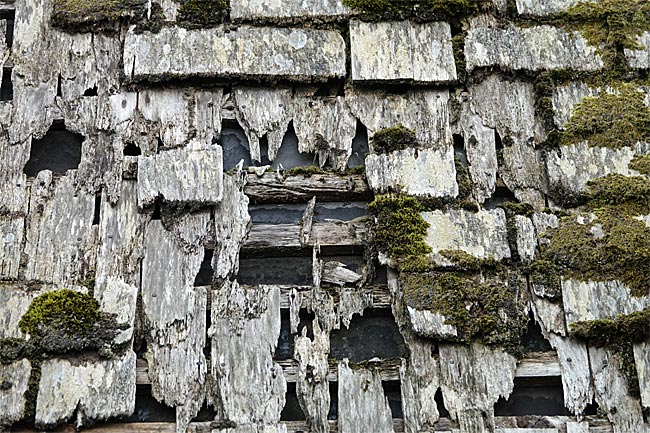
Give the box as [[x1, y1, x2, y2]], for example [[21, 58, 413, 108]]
[[209, 282, 286, 426], [243, 172, 371, 204], [338, 359, 395, 433], [242, 221, 366, 251], [35, 351, 136, 429], [141, 218, 209, 433]]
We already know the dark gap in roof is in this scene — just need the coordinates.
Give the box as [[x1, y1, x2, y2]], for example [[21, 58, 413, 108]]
[[83, 85, 98, 97], [493, 377, 570, 416], [237, 256, 313, 286], [193, 248, 214, 286], [435, 387, 450, 417], [257, 134, 271, 166], [329, 308, 407, 363], [218, 119, 252, 170], [275, 310, 315, 361], [0, 67, 12, 101], [23, 121, 83, 176], [272, 121, 315, 170], [122, 385, 175, 422], [56, 73, 62, 97], [382, 380, 403, 418], [92, 191, 102, 226], [281, 382, 307, 421], [348, 119, 369, 169], [522, 310, 553, 353], [123, 142, 142, 156], [0, 9, 15, 47]]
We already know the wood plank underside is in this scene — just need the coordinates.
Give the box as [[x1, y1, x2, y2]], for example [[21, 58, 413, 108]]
[[242, 221, 367, 251], [244, 173, 372, 204], [135, 352, 562, 385], [11, 416, 613, 433]]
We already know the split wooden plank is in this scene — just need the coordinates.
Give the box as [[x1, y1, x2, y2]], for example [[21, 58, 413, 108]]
[[244, 172, 372, 204], [242, 221, 366, 251], [136, 354, 563, 385], [10, 417, 614, 433]]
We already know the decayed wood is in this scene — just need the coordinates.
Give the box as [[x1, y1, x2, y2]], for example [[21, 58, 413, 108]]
[[10, 417, 615, 433], [136, 354, 563, 385], [204, 285, 391, 312], [244, 172, 372, 204], [242, 221, 366, 251]]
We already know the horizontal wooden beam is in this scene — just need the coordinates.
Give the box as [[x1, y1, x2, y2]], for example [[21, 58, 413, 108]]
[[204, 284, 392, 310], [11, 416, 613, 433], [242, 221, 366, 252], [136, 353, 563, 385], [244, 172, 372, 204]]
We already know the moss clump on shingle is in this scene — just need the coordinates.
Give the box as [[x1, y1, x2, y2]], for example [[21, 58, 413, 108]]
[[570, 308, 650, 396], [368, 195, 432, 270], [539, 174, 650, 297], [561, 85, 650, 149], [560, 0, 650, 68], [51, 0, 147, 32], [177, 0, 228, 29], [399, 267, 527, 353], [16, 289, 125, 355], [19, 289, 101, 336], [343, 0, 480, 22], [629, 154, 650, 176], [371, 125, 419, 154]]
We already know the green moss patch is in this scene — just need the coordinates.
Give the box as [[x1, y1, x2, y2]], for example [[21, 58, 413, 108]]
[[343, 0, 480, 22], [560, 0, 650, 68], [371, 125, 419, 154], [368, 195, 431, 270], [630, 154, 650, 175], [399, 268, 527, 352], [570, 308, 650, 396], [19, 289, 101, 335], [15, 289, 125, 355], [52, 0, 147, 32], [561, 85, 650, 149], [177, 0, 228, 29], [539, 175, 650, 297]]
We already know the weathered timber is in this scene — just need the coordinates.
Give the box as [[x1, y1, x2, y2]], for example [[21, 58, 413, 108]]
[[243, 172, 372, 204], [136, 353, 563, 385], [242, 222, 366, 252], [10, 417, 615, 433]]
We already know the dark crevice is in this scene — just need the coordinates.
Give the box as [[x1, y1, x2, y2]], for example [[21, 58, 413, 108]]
[[494, 377, 570, 416], [382, 380, 403, 418], [521, 311, 553, 353], [92, 192, 102, 226], [218, 119, 252, 170], [24, 121, 84, 176], [124, 142, 142, 156], [452, 133, 468, 166], [237, 256, 313, 286], [348, 119, 369, 169], [329, 309, 407, 362], [281, 382, 307, 421], [122, 385, 175, 422], [258, 134, 271, 166], [56, 73, 62, 98], [83, 85, 98, 97], [435, 388, 450, 417], [1, 67, 13, 101], [1, 9, 15, 48], [273, 122, 316, 170], [151, 200, 161, 221], [193, 248, 214, 286]]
